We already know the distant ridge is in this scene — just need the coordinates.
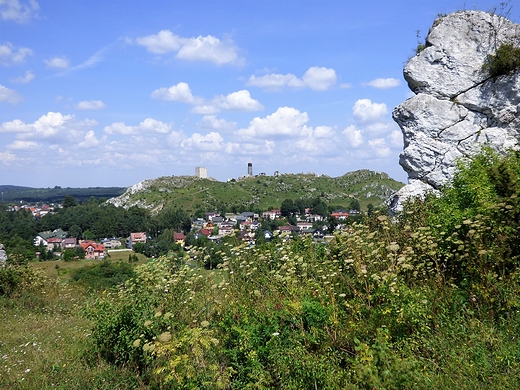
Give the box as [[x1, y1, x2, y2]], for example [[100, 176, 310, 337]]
[[108, 170, 404, 213], [0, 185, 126, 203]]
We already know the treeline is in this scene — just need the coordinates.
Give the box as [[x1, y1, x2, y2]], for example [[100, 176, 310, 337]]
[[0, 197, 191, 263]]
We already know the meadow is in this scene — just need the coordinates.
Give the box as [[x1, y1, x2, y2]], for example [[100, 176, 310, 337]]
[[2, 149, 520, 389]]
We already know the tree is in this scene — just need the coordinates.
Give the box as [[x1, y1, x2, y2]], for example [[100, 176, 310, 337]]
[[69, 224, 82, 239], [281, 199, 297, 217], [349, 198, 360, 212], [62, 195, 77, 208]]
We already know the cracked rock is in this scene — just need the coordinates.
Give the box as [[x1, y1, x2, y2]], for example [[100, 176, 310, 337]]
[[389, 10, 520, 214]]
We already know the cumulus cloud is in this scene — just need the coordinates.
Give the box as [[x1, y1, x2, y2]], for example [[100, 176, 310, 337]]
[[135, 30, 243, 65], [78, 130, 100, 148], [343, 125, 364, 147], [6, 140, 38, 149], [302, 67, 337, 91], [181, 132, 226, 151], [0, 150, 16, 163], [388, 129, 403, 147], [44, 56, 70, 69], [211, 90, 264, 112], [236, 107, 310, 139], [76, 100, 106, 110], [152, 82, 263, 114], [0, 0, 39, 23], [1, 112, 96, 140], [0, 84, 22, 104], [104, 118, 174, 135], [0, 42, 32, 65], [135, 30, 181, 54], [365, 77, 401, 89], [247, 66, 337, 91], [352, 99, 387, 123], [368, 138, 391, 157], [10, 70, 34, 83], [197, 115, 236, 131], [151, 82, 202, 104]]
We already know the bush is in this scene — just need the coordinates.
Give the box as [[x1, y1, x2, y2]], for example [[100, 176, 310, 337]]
[[72, 260, 136, 290], [485, 42, 520, 77]]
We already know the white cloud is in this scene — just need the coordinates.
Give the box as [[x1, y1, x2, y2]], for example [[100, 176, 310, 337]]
[[339, 82, 353, 89], [0, 150, 16, 163], [365, 77, 401, 89], [44, 56, 70, 69], [135, 30, 243, 65], [352, 99, 387, 123], [153, 82, 262, 114], [247, 66, 337, 91], [246, 73, 304, 90], [368, 138, 391, 157], [151, 82, 202, 104], [0, 84, 22, 104], [104, 118, 174, 135], [78, 130, 100, 148], [10, 70, 34, 83], [211, 90, 263, 112], [236, 107, 310, 139], [6, 140, 38, 149], [76, 100, 106, 110], [388, 130, 403, 148], [181, 132, 226, 151], [343, 125, 364, 147], [224, 140, 276, 155], [1, 112, 96, 141], [302, 66, 337, 91], [197, 115, 236, 131], [135, 30, 181, 54], [0, 42, 32, 65], [0, 0, 39, 23], [365, 122, 392, 136]]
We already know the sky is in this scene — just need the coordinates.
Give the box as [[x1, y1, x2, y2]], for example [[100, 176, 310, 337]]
[[0, 0, 511, 188]]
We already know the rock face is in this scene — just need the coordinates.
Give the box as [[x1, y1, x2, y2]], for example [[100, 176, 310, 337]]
[[0, 243, 7, 267], [390, 10, 520, 213]]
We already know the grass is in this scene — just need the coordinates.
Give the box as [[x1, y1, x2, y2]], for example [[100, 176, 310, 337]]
[[1, 251, 152, 389], [111, 170, 404, 213], [31, 250, 149, 281], [0, 287, 147, 389]]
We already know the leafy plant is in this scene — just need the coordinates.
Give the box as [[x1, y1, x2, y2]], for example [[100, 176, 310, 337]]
[[485, 42, 520, 77]]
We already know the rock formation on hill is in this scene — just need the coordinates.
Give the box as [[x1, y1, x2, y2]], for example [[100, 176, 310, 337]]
[[389, 10, 520, 213]]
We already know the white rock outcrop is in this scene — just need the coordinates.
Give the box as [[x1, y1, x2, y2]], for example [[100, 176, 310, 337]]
[[389, 10, 520, 213]]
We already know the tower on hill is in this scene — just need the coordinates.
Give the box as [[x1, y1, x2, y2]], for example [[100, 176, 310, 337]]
[[248, 162, 252, 176], [195, 167, 207, 179]]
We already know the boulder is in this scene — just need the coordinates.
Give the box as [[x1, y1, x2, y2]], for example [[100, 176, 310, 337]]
[[390, 10, 520, 214]]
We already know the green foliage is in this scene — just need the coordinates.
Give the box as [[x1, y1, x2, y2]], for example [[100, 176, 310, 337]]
[[72, 260, 136, 289], [485, 42, 520, 77]]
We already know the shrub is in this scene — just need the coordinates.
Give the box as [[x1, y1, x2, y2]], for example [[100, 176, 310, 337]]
[[485, 42, 520, 77]]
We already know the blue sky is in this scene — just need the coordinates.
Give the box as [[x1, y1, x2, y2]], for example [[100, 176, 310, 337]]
[[0, 0, 508, 187]]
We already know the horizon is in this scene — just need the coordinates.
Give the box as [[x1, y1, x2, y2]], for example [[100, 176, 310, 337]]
[[0, 1, 510, 188]]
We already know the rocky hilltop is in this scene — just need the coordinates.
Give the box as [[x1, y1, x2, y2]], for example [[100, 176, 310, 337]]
[[389, 10, 520, 212]]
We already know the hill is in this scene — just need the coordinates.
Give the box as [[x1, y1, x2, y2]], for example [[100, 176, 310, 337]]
[[0, 185, 126, 204], [107, 170, 404, 213]]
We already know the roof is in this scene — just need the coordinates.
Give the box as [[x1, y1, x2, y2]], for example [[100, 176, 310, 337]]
[[37, 229, 68, 240]]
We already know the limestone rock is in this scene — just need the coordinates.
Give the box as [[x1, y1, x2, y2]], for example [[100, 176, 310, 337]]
[[390, 10, 520, 214], [0, 243, 7, 267]]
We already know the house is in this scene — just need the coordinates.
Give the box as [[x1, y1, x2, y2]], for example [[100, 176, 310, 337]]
[[34, 229, 68, 247], [46, 237, 63, 251], [173, 232, 186, 243], [128, 232, 147, 249], [80, 241, 106, 259], [101, 238, 122, 249], [330, 211, 349, 220], [263, 210, 281, 220], [62, 237, 77, 249], [200, 228, 212, 237], [296, 221, 313, 231]]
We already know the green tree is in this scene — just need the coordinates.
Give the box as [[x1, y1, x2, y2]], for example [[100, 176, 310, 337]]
[[349, 198, 360, 211], [62, 195, 77, 208]]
